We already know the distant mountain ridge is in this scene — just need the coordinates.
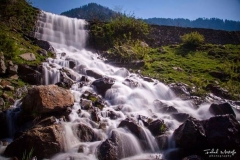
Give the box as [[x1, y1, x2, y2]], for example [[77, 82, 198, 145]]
[[61, 3, 118, 21], [61, 3, 240, 31]]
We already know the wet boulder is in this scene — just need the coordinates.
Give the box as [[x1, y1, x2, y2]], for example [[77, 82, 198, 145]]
[[123, 78, 139, 88], [81, 91, 105, 110], [204, 115, 240, 149], [209, 103, 236, 117], [21, 85, 74, 115], [36, 39, 55, 53], [148, 119, 168, 136], [97, 139, 117, 160], [155, 133, 169, 150], [153, 100, 178, 114], [92, 77, 115, 96], [97, 130, 141, 160], [86, 69, 103, 79], [118, 119, 142, 139], [74, 123, 100, 142], [4, 124, 64, 159], [171, 113, 190, 122], [18, 64, 41, 85], [173, 117, 207, 150]]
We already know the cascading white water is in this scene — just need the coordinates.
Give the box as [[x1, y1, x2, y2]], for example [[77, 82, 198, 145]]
[[33, 11, 216, 159]]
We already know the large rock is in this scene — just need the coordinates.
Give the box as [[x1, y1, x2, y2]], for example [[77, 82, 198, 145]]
[[18, 64, 41, 85], [21, 85, 74, 114], [118, 119, 142, 139], [172, 115, 240, 159], [173, 117, 207, 150], [204, 115, 240, 149], [97, 130, 141, 160], [19, 53, 36, 61], [36, 39, 55, 53], [148, 119, 168, 136], [74, 123, 100, 142], [209, 103, 236, 117], [4, 124, 64, 159], [92, 77, 115, 96], [97, 139, 117, 160]]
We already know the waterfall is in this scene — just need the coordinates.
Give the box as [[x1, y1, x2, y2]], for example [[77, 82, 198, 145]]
[[32, 11, 214, 159]]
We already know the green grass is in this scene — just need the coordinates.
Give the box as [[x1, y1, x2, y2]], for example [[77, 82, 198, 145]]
[[139, 44, 240, 99]]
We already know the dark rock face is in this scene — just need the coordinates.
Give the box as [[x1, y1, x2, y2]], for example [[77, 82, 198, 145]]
[[171, 113, 190, 122], [92, 77, 115, 96], [173, 117, 207, 150], [97, 130, 141, 160], [204, 115, 240, 149], [209, 103, 236, 117], [4, 124, 64, 159], [86, 69, 103, 79], [18, 64, 42, 85], [155, 134, 169, 150], [206, 84, 232, 99], [172, 115, 240, 159], [0, 111, 8, 139], [148, 119, 167, 136], [118, 119, 142, 139], [74, 123, 100, 142], [97, 139, 117, 160], [153, 100, 178, 114], [36, 39, 55, 53]]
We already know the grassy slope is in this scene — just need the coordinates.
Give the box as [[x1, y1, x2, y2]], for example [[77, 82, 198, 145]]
[[0, 0, 51, 110], [141, 44, 240, 98]]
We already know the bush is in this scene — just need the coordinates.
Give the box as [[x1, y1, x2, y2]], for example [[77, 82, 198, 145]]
[[0, 33, 16, 58], [181, 32, 204, 48], [89, 14, 149, 50]]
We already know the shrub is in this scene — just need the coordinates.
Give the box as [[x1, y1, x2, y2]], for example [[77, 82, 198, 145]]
[[90, 14, 149, 50], [0, 33, 16, 58], [181, 32, 204, 48]]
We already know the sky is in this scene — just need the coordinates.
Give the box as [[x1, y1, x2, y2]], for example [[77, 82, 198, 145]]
[[30, 0, 240, 21]]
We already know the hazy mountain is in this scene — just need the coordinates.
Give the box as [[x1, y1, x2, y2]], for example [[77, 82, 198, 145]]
[[61, 3, 119, 21], [144, 17, 240, 31], [61, 3, 240, 31]]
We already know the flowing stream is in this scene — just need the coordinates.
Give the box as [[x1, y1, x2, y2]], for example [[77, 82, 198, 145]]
[[33, 11, 215, 159]]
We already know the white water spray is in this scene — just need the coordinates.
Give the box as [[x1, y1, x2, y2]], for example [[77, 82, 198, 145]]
[[33, 11, 215, 159]]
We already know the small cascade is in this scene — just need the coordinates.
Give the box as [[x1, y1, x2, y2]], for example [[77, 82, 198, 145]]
[[139, 122, 159, 152], [6, 100, 22, 138], [112, 128, 143, 158]]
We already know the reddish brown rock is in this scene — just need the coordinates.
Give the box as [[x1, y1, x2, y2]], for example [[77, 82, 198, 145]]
[[21, 85, 74, 114], [4, 124, 64, 159]]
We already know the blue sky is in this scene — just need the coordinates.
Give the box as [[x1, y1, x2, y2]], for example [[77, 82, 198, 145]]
[[31, 0, 240, 21]]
